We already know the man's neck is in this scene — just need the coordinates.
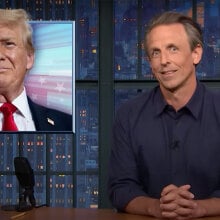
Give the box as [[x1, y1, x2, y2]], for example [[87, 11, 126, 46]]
[[161, 81, 197, 111], [0, 87, 24, 103]]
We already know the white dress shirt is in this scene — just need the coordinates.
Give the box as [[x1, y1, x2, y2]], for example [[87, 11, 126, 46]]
[[0, 88, 36, 131]]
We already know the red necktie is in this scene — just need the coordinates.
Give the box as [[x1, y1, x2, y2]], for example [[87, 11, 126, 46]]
[[0, 102, 18, 131]]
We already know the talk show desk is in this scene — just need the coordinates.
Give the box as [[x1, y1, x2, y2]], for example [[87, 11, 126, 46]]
[[1, 207, 220, 220]]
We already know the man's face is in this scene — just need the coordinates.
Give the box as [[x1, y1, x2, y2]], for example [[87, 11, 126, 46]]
[[146, 23, 202, 93], [0, 24, 34, 99]]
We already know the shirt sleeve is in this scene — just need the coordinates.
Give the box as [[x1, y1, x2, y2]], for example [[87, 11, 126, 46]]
[[107, 104, 148, 211]]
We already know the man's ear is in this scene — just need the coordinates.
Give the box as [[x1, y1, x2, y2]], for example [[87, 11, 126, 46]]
[[26, 52, 34, 70], [192, 44, 203, 65]]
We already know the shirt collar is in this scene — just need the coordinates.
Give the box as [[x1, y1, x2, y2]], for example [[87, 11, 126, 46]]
[[185, 81, 204, 119], [154, 86, 167, 116], [12, 88, 34, 121], [154, 81, 204, 119]]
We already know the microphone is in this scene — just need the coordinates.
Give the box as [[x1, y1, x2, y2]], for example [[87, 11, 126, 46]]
[[14, 157, 36, 210], [170, 140, 179, 149], [14, 156, 35, 189], [1, 157, 36, 212]]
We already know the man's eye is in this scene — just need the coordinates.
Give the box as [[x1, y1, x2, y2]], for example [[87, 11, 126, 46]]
[[169, 46, 178, 52], [151, 50, 160, 58], [4, 42, 16, 47]]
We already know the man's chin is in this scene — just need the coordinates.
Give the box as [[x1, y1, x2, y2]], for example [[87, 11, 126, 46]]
[[160, 82, 179, 92]]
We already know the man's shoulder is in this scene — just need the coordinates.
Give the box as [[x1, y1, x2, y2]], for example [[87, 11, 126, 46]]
[[28, 97, 72, 131], [202, 85, 220, 120], [204, 85, 220, 102], [115, 87, 157, 117], [28, 98, 71, 116], [119, 87, 156, 107]]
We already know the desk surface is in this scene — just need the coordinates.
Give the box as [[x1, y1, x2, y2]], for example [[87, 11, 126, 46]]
[[1, 207, 220, 220]]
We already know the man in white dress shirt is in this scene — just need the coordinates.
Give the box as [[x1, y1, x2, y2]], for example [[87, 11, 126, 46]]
[[0, 9, 72, 131]]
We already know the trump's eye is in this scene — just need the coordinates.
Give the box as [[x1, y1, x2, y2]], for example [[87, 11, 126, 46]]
[[5, 41, 16, 47]]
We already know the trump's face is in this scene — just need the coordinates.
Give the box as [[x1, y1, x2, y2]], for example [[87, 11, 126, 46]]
[[0, 24, 34, 101]]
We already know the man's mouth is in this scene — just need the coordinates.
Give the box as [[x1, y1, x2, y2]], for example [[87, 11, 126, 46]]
[[160, 70, 177, 74], [0, 68, 9, 72]]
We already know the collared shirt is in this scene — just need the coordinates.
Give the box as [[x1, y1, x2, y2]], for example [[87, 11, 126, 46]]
[[0, 88, 36, 131], [108, 81, 220, 211]]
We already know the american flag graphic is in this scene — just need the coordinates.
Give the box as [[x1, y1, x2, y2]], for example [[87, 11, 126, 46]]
[[25, 21, 75, 116]]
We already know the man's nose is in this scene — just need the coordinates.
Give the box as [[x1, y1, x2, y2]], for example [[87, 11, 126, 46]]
[[160, 51, 170, 65], [0, 46, 6, 60]]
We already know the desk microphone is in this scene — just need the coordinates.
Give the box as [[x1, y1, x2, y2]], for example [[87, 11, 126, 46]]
[[14, 156, 36, 211], [1, 157, 36, 212], [170, 140, 179, 150]]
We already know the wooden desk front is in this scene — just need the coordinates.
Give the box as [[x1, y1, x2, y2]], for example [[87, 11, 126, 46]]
[[1, 207, 220, 220]]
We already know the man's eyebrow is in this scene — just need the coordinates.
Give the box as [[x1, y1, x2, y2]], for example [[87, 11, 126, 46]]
[[0, 37, 15, 41], [167, 43, 177, 48], [148, 47, 160, 52], [151, 47, 160, 51], [148, 43, 178, 52]]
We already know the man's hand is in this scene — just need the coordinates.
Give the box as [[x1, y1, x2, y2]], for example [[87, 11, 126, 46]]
[[159, 184, 205, 219]]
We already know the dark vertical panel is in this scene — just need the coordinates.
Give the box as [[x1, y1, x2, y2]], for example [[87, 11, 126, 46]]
[[137, 0, 142, 79], [98, 0, 113, 208], [192, 0, 197, 21], [46, 134, 51, 207], [72, 132, 76, 207]]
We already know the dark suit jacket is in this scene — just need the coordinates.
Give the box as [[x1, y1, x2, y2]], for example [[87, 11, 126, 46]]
[[28, 98, 72, 131]]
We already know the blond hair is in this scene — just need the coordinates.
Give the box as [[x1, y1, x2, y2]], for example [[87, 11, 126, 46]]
[[0, 9, 34, 54]]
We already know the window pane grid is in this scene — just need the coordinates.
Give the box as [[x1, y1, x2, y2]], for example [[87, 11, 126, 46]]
[[1, 0, 220, 210]]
